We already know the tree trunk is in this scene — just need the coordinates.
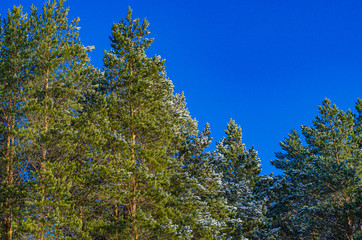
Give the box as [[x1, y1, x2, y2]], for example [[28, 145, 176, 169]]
[[4, 105, 14, 240]]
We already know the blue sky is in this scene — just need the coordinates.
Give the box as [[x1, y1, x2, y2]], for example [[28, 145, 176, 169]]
[[2, 0, 362, 175]]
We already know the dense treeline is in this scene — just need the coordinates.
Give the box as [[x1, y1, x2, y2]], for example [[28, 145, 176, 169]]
[[0, 1, 361, 239]]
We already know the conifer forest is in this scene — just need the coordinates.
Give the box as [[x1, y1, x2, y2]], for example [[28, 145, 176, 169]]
[[0, 1, 361, 239]]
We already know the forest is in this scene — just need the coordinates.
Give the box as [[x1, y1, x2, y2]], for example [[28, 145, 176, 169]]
[[0, 0, 361, 239]]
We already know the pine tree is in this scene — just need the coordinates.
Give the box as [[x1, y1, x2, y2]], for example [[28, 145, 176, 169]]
[[0, 6, 30, 240], [170, 124, 233, 239], [271, 98, 362, 239], [18, 0, 94, 238], [96, 7, 198, 239], [213, 119, 264, 239]]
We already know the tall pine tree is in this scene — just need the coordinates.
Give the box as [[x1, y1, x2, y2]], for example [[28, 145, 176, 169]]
[[0, 6, 30, 240], [97, 7, 198, 239], [19, 0, 94, 238]]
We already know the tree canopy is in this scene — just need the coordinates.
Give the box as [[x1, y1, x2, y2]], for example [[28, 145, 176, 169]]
[[0, 1, 361, 239]]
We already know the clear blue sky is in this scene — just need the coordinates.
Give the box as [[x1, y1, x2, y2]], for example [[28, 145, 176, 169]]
[[2, 0, 362, 175]]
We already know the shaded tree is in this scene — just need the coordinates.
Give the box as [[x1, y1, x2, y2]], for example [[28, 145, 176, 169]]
[[270, 98, 362, 239], [213, 119, 264, 239]]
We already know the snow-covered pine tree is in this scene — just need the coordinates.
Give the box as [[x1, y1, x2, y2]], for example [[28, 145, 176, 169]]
[[170, 123, 233, 239], [271, 98, 362, 239], [213, 119, 264, 239], [268, 130, 314, 238]]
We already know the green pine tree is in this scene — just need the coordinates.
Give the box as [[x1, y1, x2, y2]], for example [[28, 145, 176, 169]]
[[18, 1, 94, 238], [0, 6, 30, 240], [95, 7, 199, 239]]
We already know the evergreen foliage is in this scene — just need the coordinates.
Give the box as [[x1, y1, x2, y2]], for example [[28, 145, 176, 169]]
[[213, 119, 265, 239], [94, 7, 204, 239], [270, 98, 362, 239], [171, 124, 233, 239], [0, 6, 29, 240], [0, 1, 361, 239]]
